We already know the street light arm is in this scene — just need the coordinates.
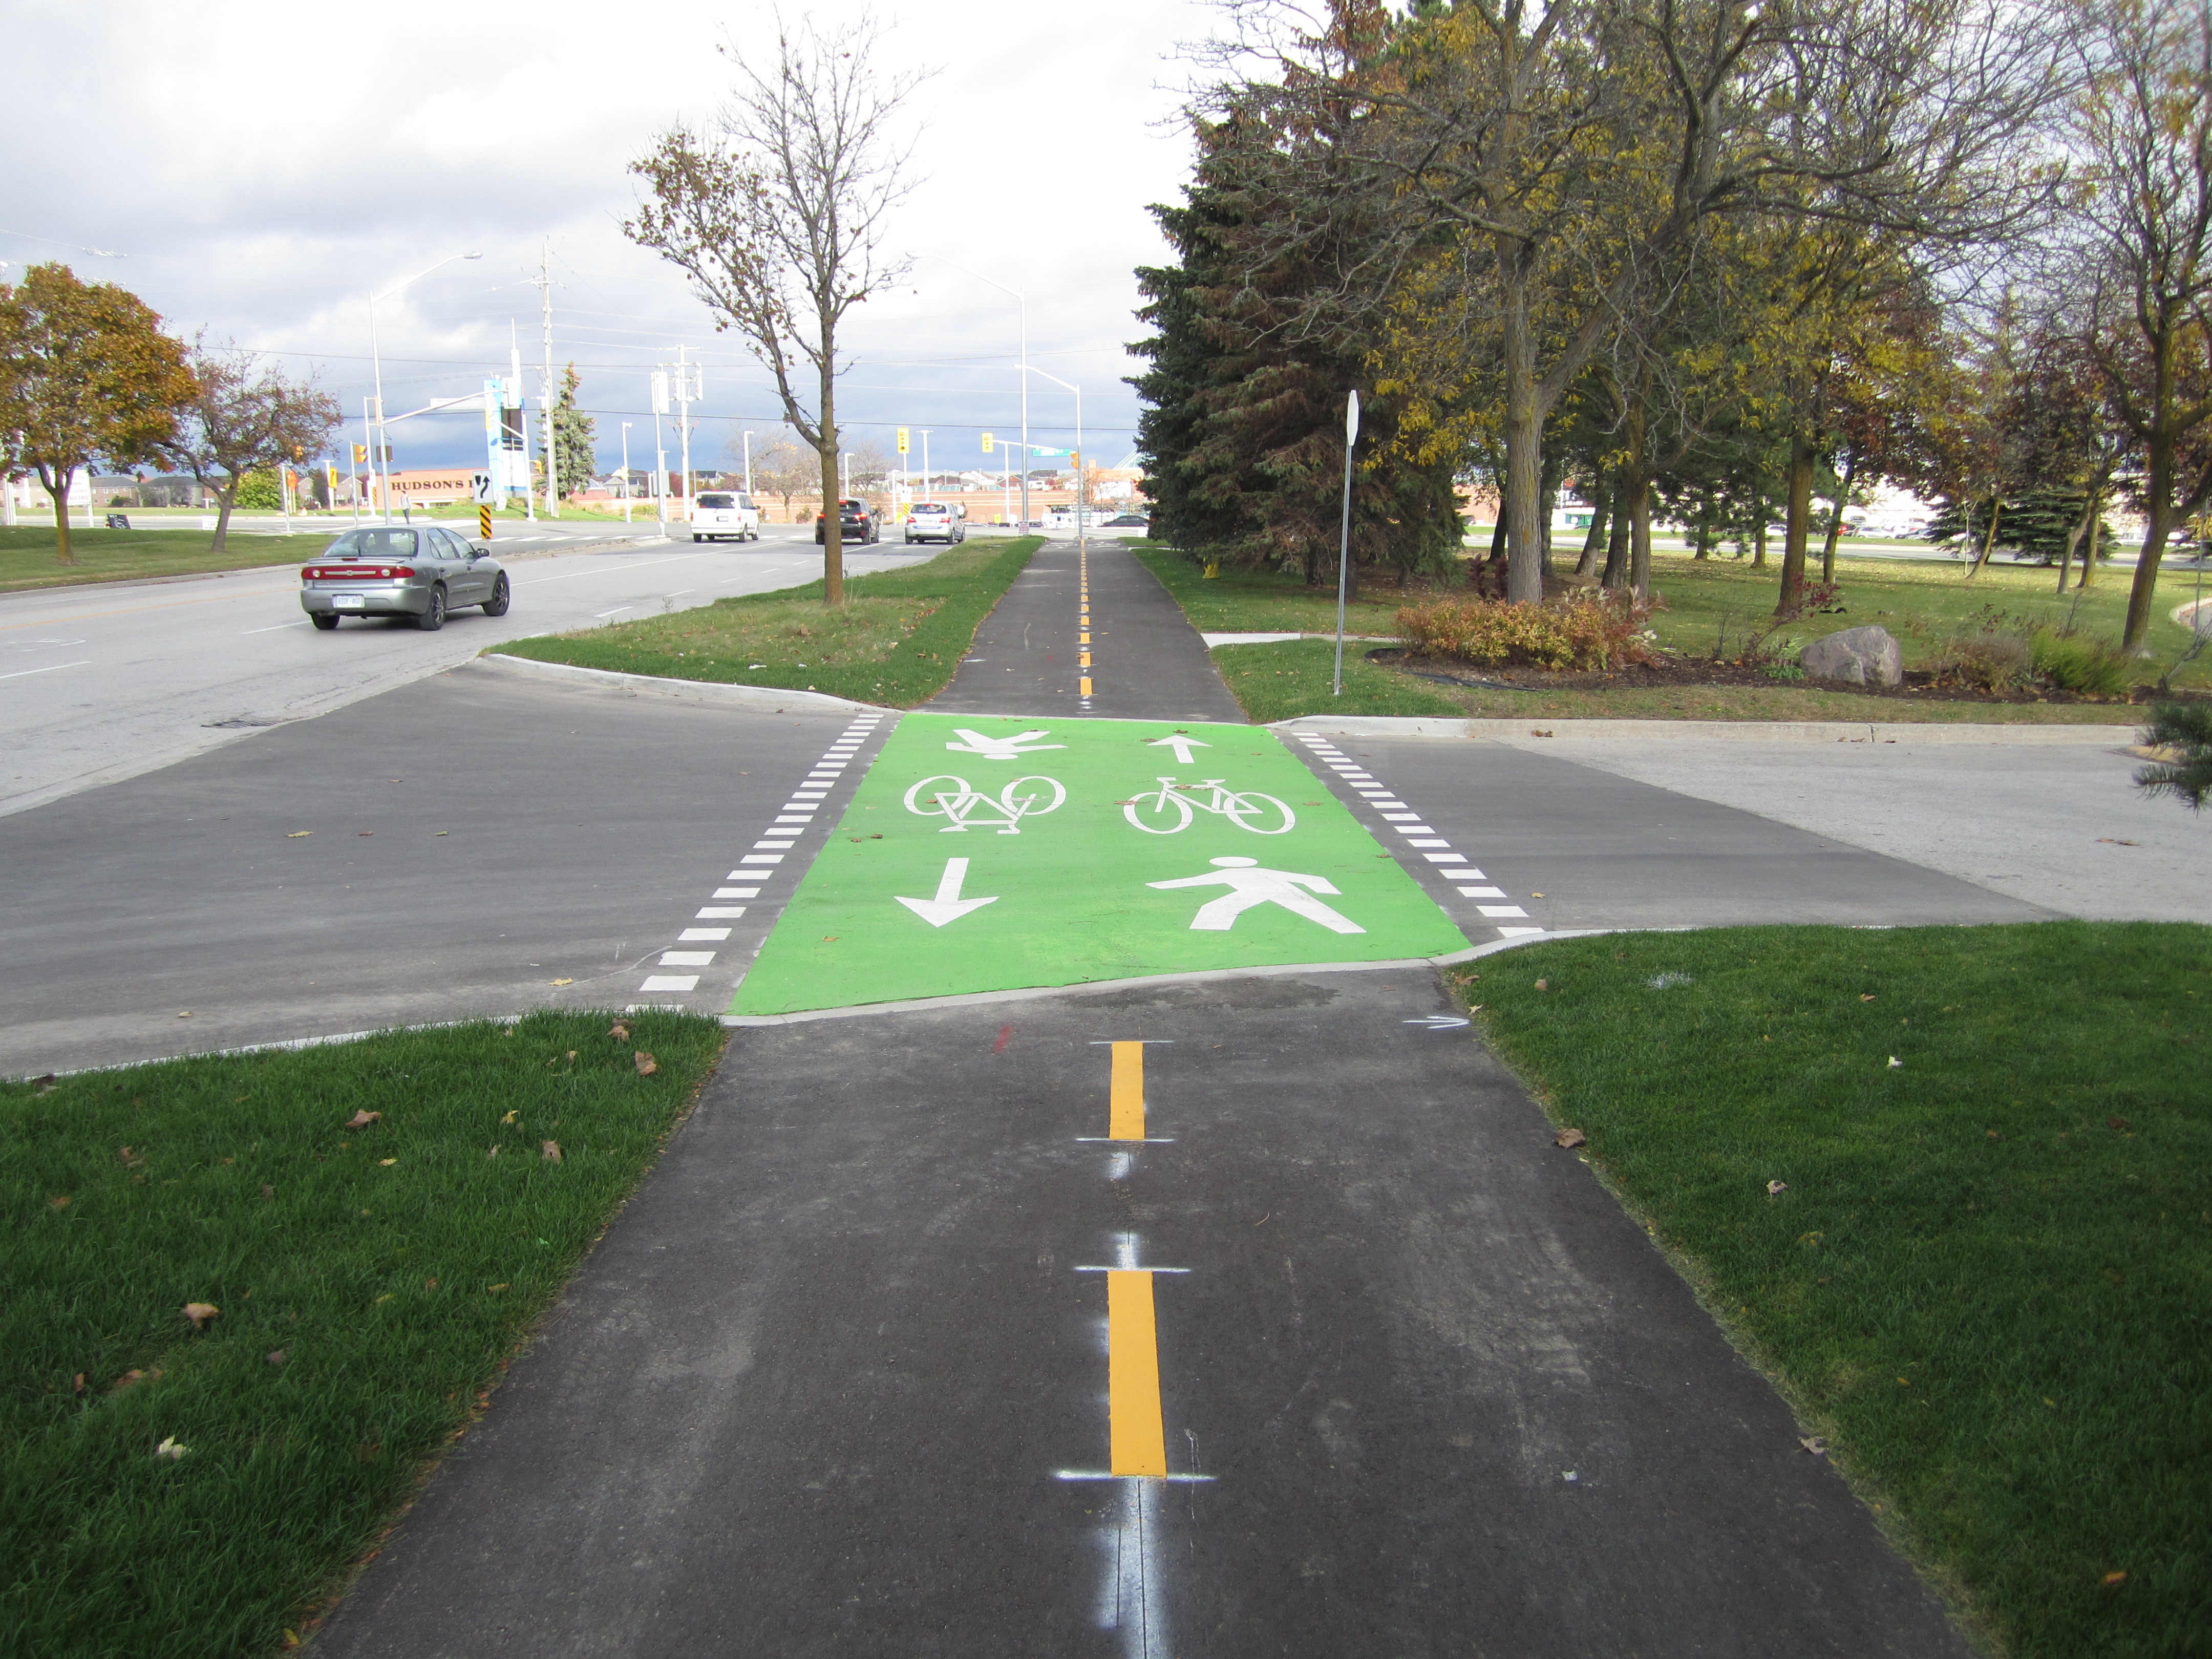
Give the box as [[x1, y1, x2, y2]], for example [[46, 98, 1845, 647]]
[[371, 250, 483, 305], [915, 252, 1024, 304]]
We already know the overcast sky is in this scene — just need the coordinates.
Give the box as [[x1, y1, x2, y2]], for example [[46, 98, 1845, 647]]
[[1, 0, 1215, 478]]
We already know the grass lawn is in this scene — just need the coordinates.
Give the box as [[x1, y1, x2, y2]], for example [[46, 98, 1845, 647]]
[[0, 526, 344, 595], [1, 1010, 725, 1655], [1136, 541, 2208, 725], [494, 536, 1039, 706], [1457, 922, 2211, 1657]]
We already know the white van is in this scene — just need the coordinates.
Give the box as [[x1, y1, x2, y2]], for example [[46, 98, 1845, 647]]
[[690, 491, 760, 542]]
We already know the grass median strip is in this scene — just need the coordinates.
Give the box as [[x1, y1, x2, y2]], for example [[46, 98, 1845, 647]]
[[492, 536, 1039, 706], [1, 1009, 724, 1656], [1457, 922, 2210, 1657], [0, 526, 344, 594]]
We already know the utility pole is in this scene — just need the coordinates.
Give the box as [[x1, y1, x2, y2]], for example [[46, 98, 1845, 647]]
[[536, 240, 558, 519], [651, 369, 669, 533], [672, 345, 698, 528], [742, 430, 755, 499], [920, 429, 931, 502], [621, 422, 633, 523], [511, 326, 533, 521]]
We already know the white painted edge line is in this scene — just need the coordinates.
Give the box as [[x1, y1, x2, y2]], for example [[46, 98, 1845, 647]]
[[719, 935, 1624, 1027], [1273, 714, 2138, 745], [470, 652, 883, 712], [1202, 632, 1399, 648]]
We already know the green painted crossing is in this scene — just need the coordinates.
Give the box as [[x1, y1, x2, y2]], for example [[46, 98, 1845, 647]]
[[730, 713, 1471, 1016]]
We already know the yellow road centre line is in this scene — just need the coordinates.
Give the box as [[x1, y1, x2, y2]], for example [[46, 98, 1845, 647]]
[[1108, 1270, 1169, 1476], [1080, 676, 1094, 696], [1110, 1040, 1146, 1140]]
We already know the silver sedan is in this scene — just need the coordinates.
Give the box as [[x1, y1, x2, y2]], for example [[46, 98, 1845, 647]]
[[299, 525, 511, 631]]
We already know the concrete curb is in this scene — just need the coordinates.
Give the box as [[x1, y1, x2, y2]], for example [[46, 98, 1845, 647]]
[[718, 933, 1614, 1027], [1273, 714, 2141, 744], [471, 652, 885, 712]]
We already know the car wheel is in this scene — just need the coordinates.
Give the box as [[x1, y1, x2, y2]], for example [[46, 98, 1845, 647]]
[[481, 573, 511, 616], [311, 613, 341, 631], [415, 585, 447, 631]]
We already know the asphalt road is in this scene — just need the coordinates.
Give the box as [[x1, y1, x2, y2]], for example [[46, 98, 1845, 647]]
[[0, 526, 921, 817], [308, 970, 1970, 1658]]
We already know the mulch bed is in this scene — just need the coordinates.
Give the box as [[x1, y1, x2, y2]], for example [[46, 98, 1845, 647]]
[[1366, 648, 2206, 708]]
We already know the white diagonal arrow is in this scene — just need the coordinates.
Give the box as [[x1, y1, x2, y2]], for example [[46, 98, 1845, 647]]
[[895, 857, 999, 927], [1146, 733, 1211, 765], [945, 728, 1064, 760]]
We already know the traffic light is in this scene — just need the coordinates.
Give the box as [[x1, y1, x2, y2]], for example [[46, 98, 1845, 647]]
[[981, 432, 994, 454], [896, 428, 909, 454], [353, 444, 367, 464]]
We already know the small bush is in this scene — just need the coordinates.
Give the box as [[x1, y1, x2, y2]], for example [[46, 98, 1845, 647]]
[[1397, 592, 1661, 672], [1928, 629, 2035, 690], [2030, 629, 2133, 696]]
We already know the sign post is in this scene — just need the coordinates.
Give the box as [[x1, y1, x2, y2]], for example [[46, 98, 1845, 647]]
[[1334, 390, 1360, 698], [472, 470, 496, 541]]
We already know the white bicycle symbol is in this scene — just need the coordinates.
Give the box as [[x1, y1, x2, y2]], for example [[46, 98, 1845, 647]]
[[904, 773, 1068, 835], [1122, 776, 1297, 835]]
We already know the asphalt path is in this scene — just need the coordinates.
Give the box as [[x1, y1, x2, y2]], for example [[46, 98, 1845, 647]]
[[930, 538, 1246, 722], [0, 526, 920, 818], [0, 663, 888, 1077], [310, 970, 1969, 1658]]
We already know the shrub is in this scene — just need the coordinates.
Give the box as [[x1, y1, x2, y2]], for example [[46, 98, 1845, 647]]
[[2031, 629, 2133, 697], [1397, 592, 1661, 672], [1928, 629, 2035, 691]]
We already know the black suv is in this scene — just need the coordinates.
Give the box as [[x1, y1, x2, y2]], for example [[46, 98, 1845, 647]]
[[814, 498, 880, 544]]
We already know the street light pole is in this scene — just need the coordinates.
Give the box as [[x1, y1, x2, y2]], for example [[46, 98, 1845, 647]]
[[918, 254, 1029, 528], [920, 429, 930, 502], [1022, 366, 1083, 556], [620, 422, 633, 523], [368, 250, 480, 524], [742, 429, 755, 499]]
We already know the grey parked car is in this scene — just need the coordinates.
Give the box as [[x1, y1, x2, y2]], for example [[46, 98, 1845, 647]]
[[299, 525, 510, 631]]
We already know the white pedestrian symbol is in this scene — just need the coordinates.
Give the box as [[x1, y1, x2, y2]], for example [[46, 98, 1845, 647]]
[[944, 728, 1065, 760], [1147, 856, 1366, 934]]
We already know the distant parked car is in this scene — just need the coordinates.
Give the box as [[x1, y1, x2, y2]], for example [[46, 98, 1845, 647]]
[[690, 491, 759, 542], [299, 525, 508, 632], [1102, 513, 1150, 527], [903, 503, 966, 544], [815, 498, 881, 544]]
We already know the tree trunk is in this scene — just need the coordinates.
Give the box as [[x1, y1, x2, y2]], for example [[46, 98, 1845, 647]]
[[1601, 497, 1631, 588], [1628, 471, 1653, 601], [1967, 495, 2002, 580], [2080, 504, 2102, 587], [210, 481, 237, 553], [1575, 476, 1611, 578], [1777, 428, 1816, 616], [1819, 449, 1858, 585], [51, 485, 74, 564], [2124, 443, 2177, 648], [1752, 519, 1767, 569], [1498, 255, 1545, 604], [1693, 503, 1713, 560], [2056, 491, 2094, 591], [818, 363, 844, 606]]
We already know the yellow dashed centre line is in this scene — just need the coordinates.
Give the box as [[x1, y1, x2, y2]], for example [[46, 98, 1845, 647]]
[[1110, 1039, 1146, 1140], [1108, 1271, 1169, 1477]]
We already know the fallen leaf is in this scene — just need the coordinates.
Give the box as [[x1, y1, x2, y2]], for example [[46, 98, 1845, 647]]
[[266, 1350, 287, 1367], [1767, 1180, 1789, 1196], [2101, 1570, 2128, 1587], [1554, 1127, 1587, 1149], [357, 830, 373, 836], [424, 1277, 438, 1291], [1859, 993, 1876, 1002], [1799, 1437, 1828, 1456], [72, 1372, 86, 1395], [608, 1020, 631, 1042], [541, 1140, 563, 1163], [1887, 1056, 1903, 1069], [109, 1368, 158, 1394], [2096, 838, 2140, 847], [1535, 978, 1549, 991], [548, 977, 575, 987], [281, 1632, 300, 1650], [176, 1011, 191, 1018], [565, 1050, 577, 1063], [154, 1437, 189, 1460], [260, 1184, 274, 1199], [486, 1145, 499, 1159], [486, 1283, 509, 1294], [49, 1194, 71, 1209], [1987, 1130, 2002, 1140], [286, 830, 312, 838], [345, 1110, 381, 1130], [1530, 891, 1545, 898], [2108, 1116, 2131, 1131], [634, 1051, 658, 1077], [182, 1302, 220, 1328], [374, 1293, 392, 1304], [377, 1157, 397, 1166]]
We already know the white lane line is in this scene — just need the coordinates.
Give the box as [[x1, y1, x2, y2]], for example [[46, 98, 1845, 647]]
[[640, 974, 699, 992], [660, 950, 716, 966], [678, 927, 732, 941], [0, 658, 92, 680], [516, 552, 706, 585], [668, 588, 696, 597], [696, 906, 748, 918], [718, 882, 761, 894], [595, 607, 631, 619], [243, 622, 308, 634]]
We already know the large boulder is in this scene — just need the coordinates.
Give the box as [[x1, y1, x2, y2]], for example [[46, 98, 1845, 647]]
[[1799, 625, 1903, 687]]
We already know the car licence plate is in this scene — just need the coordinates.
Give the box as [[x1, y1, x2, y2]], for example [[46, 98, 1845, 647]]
[[333, 594, 367, 609]]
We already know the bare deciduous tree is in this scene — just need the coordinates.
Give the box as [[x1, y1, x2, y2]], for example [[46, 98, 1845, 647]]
[[740, 429, 819, 520], [626, 12, 924, 604], [161, 336, 341, 551]]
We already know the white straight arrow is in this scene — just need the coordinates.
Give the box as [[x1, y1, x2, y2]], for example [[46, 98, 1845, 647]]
[[895, 857, 999, 927], [1146, 733, 1211, 765]]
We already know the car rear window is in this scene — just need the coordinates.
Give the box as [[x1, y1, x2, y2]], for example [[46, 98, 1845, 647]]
[[323, 529, 418, 557], [911, 504, 946, 514], [696, 494, 735, 509]]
